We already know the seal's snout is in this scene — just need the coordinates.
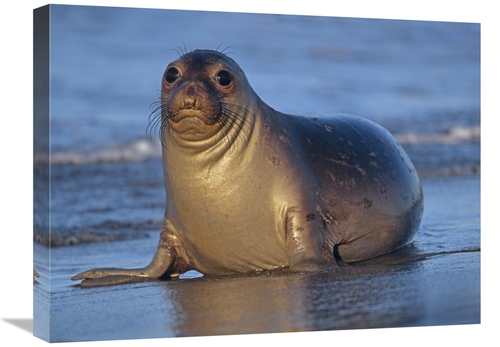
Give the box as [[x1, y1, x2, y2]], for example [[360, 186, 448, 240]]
[[163, 77, 223, 131], [183, 96, 197, 109], [182, 85, 199, 109]]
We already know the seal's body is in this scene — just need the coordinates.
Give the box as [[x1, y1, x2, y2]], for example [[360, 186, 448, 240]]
[[73, 50, 423, 286]]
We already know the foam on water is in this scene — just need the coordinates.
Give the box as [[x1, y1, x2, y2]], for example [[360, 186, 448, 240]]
[[395, 125, 480, 145], [47, 138, 162, 165]]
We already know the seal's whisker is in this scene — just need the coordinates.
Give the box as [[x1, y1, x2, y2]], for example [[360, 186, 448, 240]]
[[146, 100, 162, 139], [146, 114, 162, 139], [170, 47, 182, 58], [146, 98, 173, 144], [171, 43, 190, 59], [216, 44, 236, 59], [212, 44, 235, 62], [214, 43, 225, 53]]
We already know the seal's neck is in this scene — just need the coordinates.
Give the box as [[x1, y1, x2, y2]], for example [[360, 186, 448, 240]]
[[161, 98, 286, 221], [161, 99, 261, 172]]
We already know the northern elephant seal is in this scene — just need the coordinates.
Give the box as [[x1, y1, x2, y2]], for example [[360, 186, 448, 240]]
[[72, 49, 423, 287]]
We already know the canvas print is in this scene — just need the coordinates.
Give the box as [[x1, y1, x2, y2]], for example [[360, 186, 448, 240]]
[[33, 4, 480, 343]]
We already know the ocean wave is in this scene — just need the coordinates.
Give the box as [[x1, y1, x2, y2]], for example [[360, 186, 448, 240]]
[[35, 138, 163, 165], [33, 126, 480, 178], [395, 125, 480, 145]]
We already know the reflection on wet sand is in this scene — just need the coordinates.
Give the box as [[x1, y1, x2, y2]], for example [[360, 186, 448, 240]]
[[36, 237, 479, 342], [148, 246, 477, 337]]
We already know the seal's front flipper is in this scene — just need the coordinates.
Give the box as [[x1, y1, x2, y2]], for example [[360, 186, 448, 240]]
[[71, 242, 177, 287], [78, 275, 160, 288]]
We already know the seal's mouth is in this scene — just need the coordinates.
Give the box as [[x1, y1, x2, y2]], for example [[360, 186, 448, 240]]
[[171, 109, 219, 127], [172, 109, 204, 122]]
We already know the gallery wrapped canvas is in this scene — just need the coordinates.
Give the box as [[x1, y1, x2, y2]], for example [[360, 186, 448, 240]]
[[33, 4, 480, 343]]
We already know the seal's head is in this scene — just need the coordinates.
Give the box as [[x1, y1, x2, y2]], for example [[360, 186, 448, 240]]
[[151, 49, 256, 145]]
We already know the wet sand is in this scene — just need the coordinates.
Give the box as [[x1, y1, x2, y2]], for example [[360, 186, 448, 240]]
[[32, 174, 480, 343], [35, 249, 480, 342]]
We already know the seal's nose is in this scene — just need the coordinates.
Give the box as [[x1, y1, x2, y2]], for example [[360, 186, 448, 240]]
[[183, 85, 197, 109], [183, 96, 197, 109]]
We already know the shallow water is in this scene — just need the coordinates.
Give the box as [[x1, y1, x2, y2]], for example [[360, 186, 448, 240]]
[[33, 5, 480, 343]]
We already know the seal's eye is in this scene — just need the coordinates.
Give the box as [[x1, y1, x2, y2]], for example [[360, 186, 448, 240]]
[[165, 67, 180, 83], [216, 70, 232, 87]]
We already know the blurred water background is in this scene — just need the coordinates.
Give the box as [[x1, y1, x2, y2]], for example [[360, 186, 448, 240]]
[[47, 6, 479, 168]]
